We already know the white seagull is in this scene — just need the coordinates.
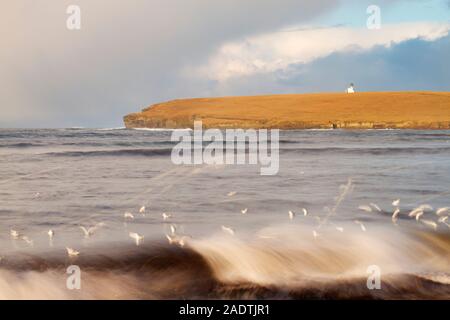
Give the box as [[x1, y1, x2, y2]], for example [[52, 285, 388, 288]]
[[358, 205, 372, 213], [354, 220, 367, 232], [162, 213, 172, 220], [79, 222, 105, 238], [370, 203, 382, 212], [139, 206, 146, 214], [392, 208, 400, 224], [10, 229, 20, 239], [129, 232, 144, 246], [221, 226, 235, 235], [415, 211, 425, 221], [418, 204, 433, 211], [166, 234, 188, 247], [436, 207, 449, 216], [421, 219, 437, 230], [288, 211, 295, 220], [392, 199, 400, 207], [241, 208, 248, 214], [408, 207, 424, 218], [302, 208, 308, 216], [227, 191, 237, 197], [124, 212, 134, 220], [48, 229, 55, 238], [21, 236, 34, 246], [66, 247, 80, 258]]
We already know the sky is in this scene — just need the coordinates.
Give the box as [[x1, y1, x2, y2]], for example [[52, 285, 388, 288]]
[[0, 0, 449, 128]]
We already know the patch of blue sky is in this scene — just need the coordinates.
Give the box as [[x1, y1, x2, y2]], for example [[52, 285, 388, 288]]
[[307, 0, 449, 29]]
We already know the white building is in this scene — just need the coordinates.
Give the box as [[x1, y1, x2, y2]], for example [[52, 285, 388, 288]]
[[346, 83, 355, 93]]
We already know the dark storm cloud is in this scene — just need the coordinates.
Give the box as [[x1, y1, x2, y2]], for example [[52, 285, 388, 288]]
[[0, 0, 339, 127]]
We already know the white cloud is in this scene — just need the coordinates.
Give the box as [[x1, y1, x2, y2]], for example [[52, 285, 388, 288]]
[[194, 22, 450, 81]]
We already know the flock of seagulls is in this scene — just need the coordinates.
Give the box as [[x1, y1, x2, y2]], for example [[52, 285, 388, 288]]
[[219, 192, 449, 240], [5, 187, 450, 260], [10, 229, 34, 247], [357, 198, 450, 231]]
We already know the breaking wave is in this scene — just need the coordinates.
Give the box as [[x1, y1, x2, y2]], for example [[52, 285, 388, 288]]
[[0, 224, 448, 299]]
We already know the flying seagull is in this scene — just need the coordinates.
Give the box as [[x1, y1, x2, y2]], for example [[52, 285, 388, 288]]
[[162, 213, 172, 220], [21, 236, 34, 246], [288, 211, 295, 220], [354, 220, 367, 232], [370, 203, 381, 212], [10, 229, 20, 239], [392, 208, 400, 224], [416, 211, 425, 221], [419, 204, 433, 211], [221, 226, 235, 235], [124, 212, 134, 220], [79, 222, 105, 238], [409, 207, 424, 218], [66, 247, 80, 258], [421, 219, 437, 230], [166, 234, 188, 247], [129, 232, 144, 246], [358, 205, 372, 213]]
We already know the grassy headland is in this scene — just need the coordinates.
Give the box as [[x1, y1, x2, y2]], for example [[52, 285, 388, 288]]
[[124, 92, 450, 129]]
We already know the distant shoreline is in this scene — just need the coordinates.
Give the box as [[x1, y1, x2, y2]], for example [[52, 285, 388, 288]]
[[124, 92, 450, 130]]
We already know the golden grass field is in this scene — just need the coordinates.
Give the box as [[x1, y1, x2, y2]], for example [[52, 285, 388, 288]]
[[124, 92, 450, 129]]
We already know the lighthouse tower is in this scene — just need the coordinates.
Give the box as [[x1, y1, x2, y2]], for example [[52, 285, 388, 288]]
[[346, 83, 355, 94]]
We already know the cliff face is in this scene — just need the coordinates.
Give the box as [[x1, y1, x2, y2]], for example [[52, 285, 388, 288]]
[[124, 92, 450, 129]]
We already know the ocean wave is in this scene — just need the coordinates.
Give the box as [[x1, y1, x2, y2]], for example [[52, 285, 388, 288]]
[[0, 142, 43, 148], [44, 148, 174, 157], [39, 146, 450, 158], [95, 127, 126, 131], [0, 225, 448, 299], [132, 128, 193, 131], [280, 146, 450, 155]]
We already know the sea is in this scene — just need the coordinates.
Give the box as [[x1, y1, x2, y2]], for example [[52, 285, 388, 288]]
[[0, 128, 449, 299]]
